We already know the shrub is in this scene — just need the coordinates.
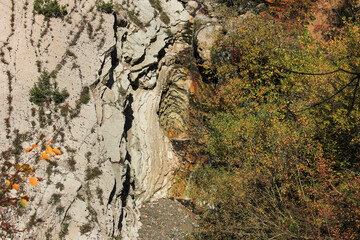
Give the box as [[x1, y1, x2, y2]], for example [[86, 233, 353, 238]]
[[67, 157, 76, 171], [164, 28, 173, 37], [96, 187, 104, 204], [160, 12, 170, 25], [48, 193, 62, 204], [148, 0, 170, 24], [265, 0, 316, 21], [217, 0, 244, 7], [0, 138, 64, 236], [56, 206, 64, 214], [33, 0, 67, 18], [80, 223, 92, 235], [29, 71, 52, 105], [85, 167, 102, 180], [58, 222, 69, 238], [187, 12, 360, 239], [29, 70, 69, 106], [79, 86, 90, 104], [55, 182, 64, 191], [52, 89, 69, 105], [96, 0, 113, 14]]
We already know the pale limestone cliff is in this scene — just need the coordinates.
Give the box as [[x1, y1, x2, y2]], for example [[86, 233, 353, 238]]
[[0, 0, 216, 239]]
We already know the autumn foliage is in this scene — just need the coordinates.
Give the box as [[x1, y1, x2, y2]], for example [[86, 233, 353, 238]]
[[0, 139, 62, 236], [186, 3, 360, 240], [1, 140, 61, 207], [265, 0, 316, 20]]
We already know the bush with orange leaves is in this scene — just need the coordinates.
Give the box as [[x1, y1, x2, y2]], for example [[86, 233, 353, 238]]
[[186, 9, 360, 240], [264, 0, 318, 23], [0, 139, 61, 237]]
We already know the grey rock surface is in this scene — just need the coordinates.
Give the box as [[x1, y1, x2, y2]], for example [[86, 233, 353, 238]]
[[0, 0, 214, 239]]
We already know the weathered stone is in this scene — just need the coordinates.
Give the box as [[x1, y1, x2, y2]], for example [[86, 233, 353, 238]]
[[194, 14, 222, 66], [0, 0, 204, 238], [188, 1, 199, 9]]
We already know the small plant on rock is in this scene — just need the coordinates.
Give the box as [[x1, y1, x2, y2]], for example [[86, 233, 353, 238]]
[[96, 0, 113, 14], [33, 0, 67, 18], [79, 86, 90, 104], [58, 222, 69, 238], [85, 167, 102, 180], [29, 70, 69, 106], [80, 223, 92, 235]]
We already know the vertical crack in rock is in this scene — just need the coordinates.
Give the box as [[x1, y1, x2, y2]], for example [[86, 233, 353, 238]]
[[105, 46, 119, 89], [97, 45, 116, 80], [118, 93, 135, 231], [157, 45, 167, 62], [123, 94, 134, 136], [118, 163, 131, 231], [108, 179, 117, 205], [91, 0, 195, 238], [113, 12, 118, 42], [106, 13, 119, 89]]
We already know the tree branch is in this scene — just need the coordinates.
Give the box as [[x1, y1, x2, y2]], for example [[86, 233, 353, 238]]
[[300, 76, 359, 111], [271, 65, 359, 76], [348, 77, 360, 115]]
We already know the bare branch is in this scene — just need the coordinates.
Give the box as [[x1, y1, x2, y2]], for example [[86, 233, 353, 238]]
[[300, 76, 359, 112], [271, 65, 359, 76]]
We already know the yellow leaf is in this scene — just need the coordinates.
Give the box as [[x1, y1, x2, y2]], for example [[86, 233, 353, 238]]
[[6, 180, 10, 187], [32, 144, 39, 148], [12, 184, 20, 190], [20, 199, 27, 207], [41, 152, 50, 160], [53, 148, 61, 155], [25, 148, 32, 153], [46, 146, 53, 155], [29, 177, 38, 187]]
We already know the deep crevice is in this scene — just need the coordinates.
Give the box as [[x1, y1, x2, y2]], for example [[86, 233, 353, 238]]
[[118, 156, 133, 230], [105, 47, 119, 89], [113, 12, 118, 41], [137, 63, 157, 81], [108, 179, 117, 205], [123, 94, 134, 138], [98, 12, 119, 88], [157, 43, 169, 62], [132, 51, 146, 66], [117, 93, 135, 232]]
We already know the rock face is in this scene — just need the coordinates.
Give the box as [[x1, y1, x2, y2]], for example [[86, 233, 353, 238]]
[[194, 14, 221, 67], [0, 0, 210, 239]]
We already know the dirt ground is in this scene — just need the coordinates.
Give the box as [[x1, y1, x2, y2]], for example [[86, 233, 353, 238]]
[[138, 198, 199, 240]]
